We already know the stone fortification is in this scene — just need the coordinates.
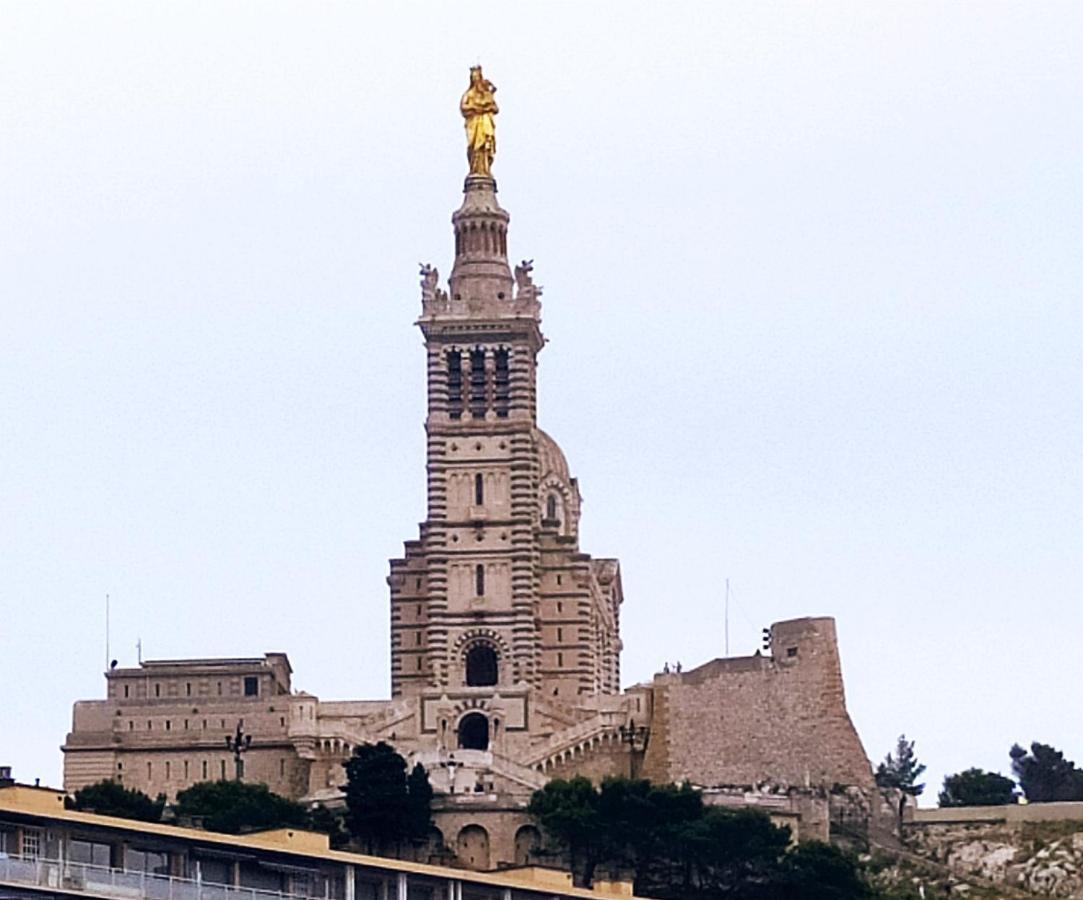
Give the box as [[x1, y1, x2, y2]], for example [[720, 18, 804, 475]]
[[642, 617, 873, 792]]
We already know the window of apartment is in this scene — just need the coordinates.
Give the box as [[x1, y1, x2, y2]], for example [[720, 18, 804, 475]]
[[202, 760, 208, 779], [154, 683, 160, 698], [243, 676, 258, 697], [557, 652, 564, 667], [70, 839, 111, 867], [279, 759, 285, 778], [146, 762, 152, 780], [125, 848, 169, 875], [415, 632, 421, 645], [557, 627, 563, 642], [186, 682, 192, 696], [128, 721, 133, 731], [216, 681, 222, 696], [183, 719, 189, 730], [220, 760, 226, 779], [475, 564, 485, 597], [21, 828, 42, 859], [184, 760, 189, 779], [165, 720, 171, 731], [165, 761, 171, 779], [123, 685, 129, 698], [147, 721, 152, 730], [474, 473, 484, 506]]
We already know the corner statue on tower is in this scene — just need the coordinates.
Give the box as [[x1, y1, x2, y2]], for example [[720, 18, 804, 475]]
[[461, 66, 498, 177]]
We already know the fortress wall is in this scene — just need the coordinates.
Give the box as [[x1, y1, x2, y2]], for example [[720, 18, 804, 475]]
[[642, 617, 873, 791]]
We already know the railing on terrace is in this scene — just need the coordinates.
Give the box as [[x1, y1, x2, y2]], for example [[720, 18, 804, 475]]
[[0, 853, 590, 900], [0, 855, 319, 900]]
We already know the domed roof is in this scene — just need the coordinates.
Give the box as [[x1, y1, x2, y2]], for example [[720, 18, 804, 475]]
[[536, 429, 570, 482]]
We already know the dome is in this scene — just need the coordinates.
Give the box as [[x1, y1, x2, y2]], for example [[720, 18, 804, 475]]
[[536, 429, 571, 482]]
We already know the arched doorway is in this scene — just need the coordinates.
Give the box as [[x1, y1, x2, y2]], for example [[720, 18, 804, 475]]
[[456, 824, 490, 870], [514, 824, 542, 866], [465, 644, 498, 686], [457, 712, 489, 750]]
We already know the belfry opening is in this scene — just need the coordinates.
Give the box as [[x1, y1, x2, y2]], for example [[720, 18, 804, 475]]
[[465, 644, 498, 686]]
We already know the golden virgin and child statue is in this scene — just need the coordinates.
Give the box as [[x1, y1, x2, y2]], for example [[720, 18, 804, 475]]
[[461, 66, 498, 177]]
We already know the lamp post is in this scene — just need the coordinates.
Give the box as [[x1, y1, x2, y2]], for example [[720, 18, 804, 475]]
[[618, 719, 650, 778], [225, 720, 252, 782]]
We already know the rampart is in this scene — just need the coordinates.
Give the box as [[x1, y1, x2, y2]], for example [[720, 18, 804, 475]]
[[641, 617, 874, 792]]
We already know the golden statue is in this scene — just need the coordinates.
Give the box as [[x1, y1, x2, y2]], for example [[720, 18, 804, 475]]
[[461, 66, 498, 177]]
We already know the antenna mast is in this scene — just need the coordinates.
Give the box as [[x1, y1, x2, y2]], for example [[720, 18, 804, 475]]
[[724, 578, 730, 657]]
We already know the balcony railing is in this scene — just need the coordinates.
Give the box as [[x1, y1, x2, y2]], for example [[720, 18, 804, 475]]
[[0, 855, 316, 900]]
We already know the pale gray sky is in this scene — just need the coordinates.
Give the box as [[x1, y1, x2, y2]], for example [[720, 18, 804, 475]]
[[2, 2, 1081, 804]]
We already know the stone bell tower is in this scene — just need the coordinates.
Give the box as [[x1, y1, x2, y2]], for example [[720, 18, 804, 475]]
[[388, 70, 622, 755]]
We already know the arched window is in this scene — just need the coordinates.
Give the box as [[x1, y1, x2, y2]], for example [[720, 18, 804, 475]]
[[457, 713, 489, 751], [475, 564, 485, 597], [546, 494, 558, 521], [475, 473, 484, 506], [466, 645, 498, 686]]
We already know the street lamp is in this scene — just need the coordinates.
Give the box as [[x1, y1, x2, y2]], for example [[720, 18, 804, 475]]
[[225, 720, 252, 782], [618, 719, 650, 777]]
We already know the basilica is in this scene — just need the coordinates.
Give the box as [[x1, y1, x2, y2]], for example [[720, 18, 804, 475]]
[[63, 70, 877, 871]]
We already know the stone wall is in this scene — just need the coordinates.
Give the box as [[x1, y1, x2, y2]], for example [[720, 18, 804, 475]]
[[641, 617, 873, 792], [901, 804, 1083, 896]]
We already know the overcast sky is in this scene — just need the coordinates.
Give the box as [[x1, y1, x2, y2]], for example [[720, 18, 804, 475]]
[[2, 2, 1081, 804]]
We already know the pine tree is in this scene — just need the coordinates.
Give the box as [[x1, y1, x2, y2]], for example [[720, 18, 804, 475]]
[[875, 734, 926, 820]]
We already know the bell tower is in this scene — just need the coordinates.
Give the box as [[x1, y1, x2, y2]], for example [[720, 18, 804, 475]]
[[390, 167, 545, 698], [388, 70, 622, 743]]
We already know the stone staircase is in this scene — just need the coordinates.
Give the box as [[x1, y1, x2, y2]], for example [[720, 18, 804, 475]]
[[523, 712, 626, 773]]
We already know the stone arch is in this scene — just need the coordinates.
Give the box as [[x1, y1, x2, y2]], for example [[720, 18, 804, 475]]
[[457, 824, 490, 870], [453, 629, 510, 684], [539, 474, 578, 537], [457, 712, 489, 750], [514, 825, 542, 866]]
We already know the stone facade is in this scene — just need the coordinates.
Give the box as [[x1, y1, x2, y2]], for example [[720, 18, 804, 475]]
[[62, 132, 876, 868], [641, 618, 874, 792]]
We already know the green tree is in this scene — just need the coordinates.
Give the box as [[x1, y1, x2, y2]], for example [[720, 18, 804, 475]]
[[647, 806, 791, 899], [527, 776, 604, 885], [938, 768, 1016, 807], [342, 742, 433, 853], [1010, 742, 1083, 803], [67, 780, 165, 822], [173, 781, 307, 834], [767, 842, 872, 899], [307, 804, 349, 849], [528, 776, 875, 899], [875, 735, 926, 819], [405, 762, 434, 840]]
